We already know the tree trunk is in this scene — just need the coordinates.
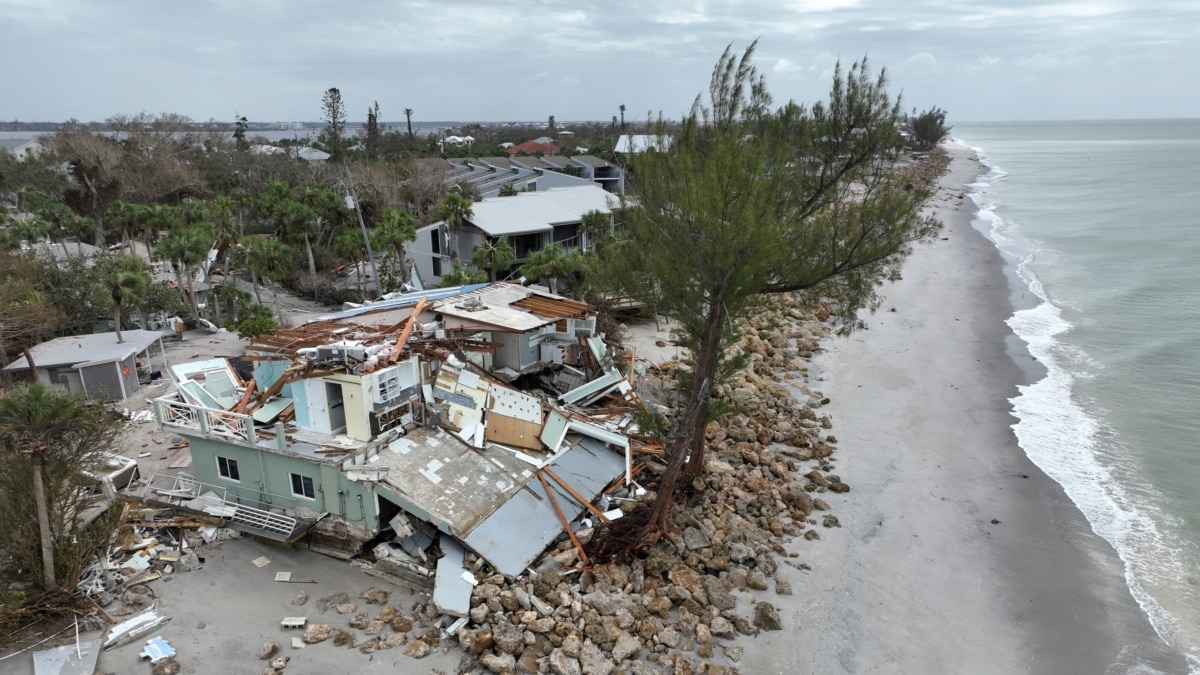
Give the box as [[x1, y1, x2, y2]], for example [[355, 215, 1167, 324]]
[[173, 267, 190, 313], [114, 305, 124, 343], [684, 402, 710, 475], [31, 454, 57, 590], [185, 271, 201, 320], [251, 270, 263, 306], [22, 346, 40, 385], [304, 233, 318, 295], [646, 294, 726, 533]]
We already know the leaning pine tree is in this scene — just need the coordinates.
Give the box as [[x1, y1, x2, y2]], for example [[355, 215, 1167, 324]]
[[589, 42, 941, 560]]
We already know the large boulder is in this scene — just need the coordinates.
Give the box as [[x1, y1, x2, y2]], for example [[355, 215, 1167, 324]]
[[610, 632, 642, 663], [493, 621, 526, 655], [583, 590, 635, 616], [578, 640, 614, 675], [480, 651, 517, 674], [754, 602, 783, 631], [549, 649, 582, 675]]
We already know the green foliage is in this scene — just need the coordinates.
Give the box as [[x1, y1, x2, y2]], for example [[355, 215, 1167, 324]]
[[154, 222, 214, 318], [597, 41, 940, 533], [438, 193, 473, 261], [142, 280, 189, 318], [909, 106, 951, 150], [32, 254, 105, 333], [363, 101, 382, 160], [210, 280, 250, 326], [0, 254, 66, 357], [319, 87, 347, 161], [234, 303, 279, 339], [370, 208, 418, 293], [520, 242, 584, 294], [233, 114, 250, 152], [439, 263, 486, 287], [89, 252, 151, 341], [579, 209, 610, 250], [0, 384, 123, 590], [471, 237, 516, 282]]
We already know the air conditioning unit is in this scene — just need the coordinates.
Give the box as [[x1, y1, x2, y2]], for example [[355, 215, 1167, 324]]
[[316, 346, 347, 364]]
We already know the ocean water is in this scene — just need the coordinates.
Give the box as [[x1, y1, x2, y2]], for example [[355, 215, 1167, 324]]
[[957, 119, 1200, 668]]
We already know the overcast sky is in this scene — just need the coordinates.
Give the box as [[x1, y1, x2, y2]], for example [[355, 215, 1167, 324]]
[[2, 0, 1197, 126]]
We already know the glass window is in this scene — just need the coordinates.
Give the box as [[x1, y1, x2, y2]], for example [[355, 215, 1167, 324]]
[[217, 456, 239, 481], [290, 473, 315, 499]]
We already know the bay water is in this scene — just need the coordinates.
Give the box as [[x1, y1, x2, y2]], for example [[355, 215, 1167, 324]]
[[957, 119, 1200, 668]]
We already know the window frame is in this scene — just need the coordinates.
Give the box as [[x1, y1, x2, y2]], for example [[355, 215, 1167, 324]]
[[216, 456, 240, 482], [290, 473, 315, 500]]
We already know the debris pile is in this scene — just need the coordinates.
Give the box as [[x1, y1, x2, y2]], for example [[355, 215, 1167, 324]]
[[435, 292, 841, 673], [258, 292, 844, 673], [77, 500, 224, 611]]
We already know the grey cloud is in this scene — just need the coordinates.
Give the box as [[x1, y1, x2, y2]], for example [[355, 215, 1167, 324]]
[[1, 0, 1197, 123]]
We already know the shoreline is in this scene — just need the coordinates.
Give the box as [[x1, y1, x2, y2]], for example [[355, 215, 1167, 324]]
[[740, 143, 1186, 674]]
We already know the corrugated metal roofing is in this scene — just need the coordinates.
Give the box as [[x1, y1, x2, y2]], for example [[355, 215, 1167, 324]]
[[307, 284, 488, 323], [462, 438, 624, 576]]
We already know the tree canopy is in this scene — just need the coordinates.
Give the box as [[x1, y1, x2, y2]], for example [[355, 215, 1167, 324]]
[[910, 106, 952, 150], [592, 42, 941, 549], [0, 384, 123, 591]]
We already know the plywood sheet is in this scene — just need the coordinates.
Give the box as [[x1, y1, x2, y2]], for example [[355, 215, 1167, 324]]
[[485, 413, 543, 450]]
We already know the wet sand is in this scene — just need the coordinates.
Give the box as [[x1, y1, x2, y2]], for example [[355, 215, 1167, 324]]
[[739, 143, 1186, 674]]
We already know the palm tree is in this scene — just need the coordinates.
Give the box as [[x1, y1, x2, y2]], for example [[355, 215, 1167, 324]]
[[177, 200, 208, 227], [0, 210, 49, 250], [404, 108, 414, 140], [0, 385, 115, 590], [241, 238, 292, 320], [259, 181, 325, 293], [439, 262, 486, 288], [209, 196, 241, 324], [300, 185, 349, 291], [235, 240, 265, 306], [154, 223, 213, 318], [91, 253, 151, 343], [369, 208, 418, 293], [520, 242, 583, 295], [620, 104, 626, 130], [579, 209, 610, 251], [144, 203, 182, 244], [471, 236, 515, 282], [106, 201, 150, 251], [438, 193, 473, 263]]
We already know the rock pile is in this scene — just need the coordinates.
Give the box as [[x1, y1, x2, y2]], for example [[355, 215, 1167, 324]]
[[448, 292, 845, 673]]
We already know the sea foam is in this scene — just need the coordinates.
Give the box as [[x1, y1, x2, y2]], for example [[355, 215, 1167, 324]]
[[965, 149, 1200, 671]]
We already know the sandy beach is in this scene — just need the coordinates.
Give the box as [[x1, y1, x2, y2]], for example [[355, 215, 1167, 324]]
[[740, 143, 1187, 674]]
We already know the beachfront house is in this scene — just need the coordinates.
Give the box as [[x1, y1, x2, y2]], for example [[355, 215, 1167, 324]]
[[302, 282, 597, 379], [407, 185, 620, 286], [144, 301, 636, 610]]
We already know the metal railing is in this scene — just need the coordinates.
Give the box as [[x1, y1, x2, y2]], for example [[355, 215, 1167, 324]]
[[153, 395, 258, 443], [140, 472, 304, 540]]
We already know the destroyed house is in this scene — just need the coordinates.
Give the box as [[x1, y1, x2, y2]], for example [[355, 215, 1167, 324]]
[[306, 283, 597, 379], [145, 289, 641, 605], [431, 283, 595, 378]]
